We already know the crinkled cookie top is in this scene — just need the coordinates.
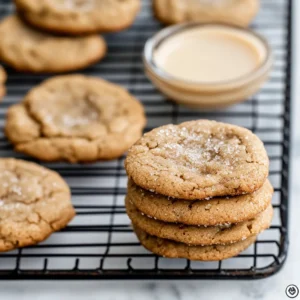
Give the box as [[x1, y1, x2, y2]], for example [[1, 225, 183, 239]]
[[0, 158, 75, 252], [125, 120, 269, 200]]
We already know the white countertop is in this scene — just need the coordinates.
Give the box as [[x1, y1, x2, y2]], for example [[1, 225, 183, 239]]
[[1, 2, 300, 300]]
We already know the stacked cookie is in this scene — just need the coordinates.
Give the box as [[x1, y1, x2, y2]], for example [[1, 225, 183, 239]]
[[0, 66, 6, 101], [125, 120, 273, 261], [0, 0, 140, 73], [14, 0, 141, 35]]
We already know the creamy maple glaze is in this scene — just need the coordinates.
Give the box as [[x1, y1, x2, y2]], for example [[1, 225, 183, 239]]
[[153, 25, 267, 83]]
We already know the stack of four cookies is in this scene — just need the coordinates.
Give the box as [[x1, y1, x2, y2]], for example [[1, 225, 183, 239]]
[[125, 120, 273, 261]]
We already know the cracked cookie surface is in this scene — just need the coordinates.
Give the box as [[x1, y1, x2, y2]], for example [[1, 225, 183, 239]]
[[5, 75, 146, 162], [127, 197, 273, 245], [127, 179, 273, 225], [0, 15, 106, 73], [153, 0, 259, 27], [134, 225, 256, 261], [14, 0, 140, 35], [125, 120, 269, 200], [0, 158, 75, 252], [0, 66, 6, 101]]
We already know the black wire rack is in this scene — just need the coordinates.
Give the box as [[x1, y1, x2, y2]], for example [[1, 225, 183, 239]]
[[0, 0, 291, 280]]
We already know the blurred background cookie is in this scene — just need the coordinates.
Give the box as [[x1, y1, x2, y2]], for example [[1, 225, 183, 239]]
[[153, 0, 259, 27], [5, 75, 146, 162], [0, 15, 107, 73], [14, 0, 141, 35]]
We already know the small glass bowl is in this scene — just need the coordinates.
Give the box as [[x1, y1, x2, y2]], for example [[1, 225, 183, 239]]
[[143, 22, 273, 108]]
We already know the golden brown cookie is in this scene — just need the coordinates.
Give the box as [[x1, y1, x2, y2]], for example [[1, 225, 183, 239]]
[[125, 120, 269, 200], [134, 225, 256, 261], [153, 0, 259, 27], [127, 179, 273, 225], [0, 158, 75, 252], [0, 15, 106, 73], [5, 75, 146, 163], [126, 197, 273, 245], [15, 0, 141, 35], [0, 66, 6, 84], [0, 66, 7, 101]]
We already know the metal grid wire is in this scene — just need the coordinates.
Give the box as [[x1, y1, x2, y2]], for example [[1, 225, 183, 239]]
[[0, 0, 291, 279]]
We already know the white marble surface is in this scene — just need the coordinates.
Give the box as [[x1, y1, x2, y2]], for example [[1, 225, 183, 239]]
[[1, 2, 300, 300]]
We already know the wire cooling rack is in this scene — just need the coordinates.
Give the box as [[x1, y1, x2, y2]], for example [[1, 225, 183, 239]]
[[0, 0, 291, 280]]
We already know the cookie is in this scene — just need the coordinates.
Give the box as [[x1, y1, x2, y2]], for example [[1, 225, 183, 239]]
[[0, 158, 75, 252], [0, 66, 6, 84], [15, 0, 140, 35], [153, 0, 259, 27], [126, 197, 273, 245], [134, 225, 256, 261], [125, 120, 269, 200], [5, 75, 146, 163], [0, 15, 106, 73], [0, 66, 7, 101], [127, 179, 273, 225]]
